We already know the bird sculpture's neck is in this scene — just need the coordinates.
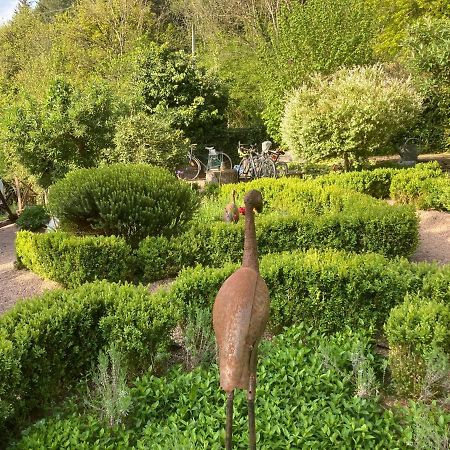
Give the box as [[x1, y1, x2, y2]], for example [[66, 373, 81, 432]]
[[242, 203, 259, 272]]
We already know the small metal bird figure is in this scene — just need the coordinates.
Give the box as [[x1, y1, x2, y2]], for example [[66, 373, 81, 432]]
[[223, 190, 240, 224], [213, 190, 270, 449]]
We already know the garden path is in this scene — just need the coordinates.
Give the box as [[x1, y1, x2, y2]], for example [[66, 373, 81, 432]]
[[0, 209, 449, 314], [411, 210, 450, 266], [0, 224, 58, 314]]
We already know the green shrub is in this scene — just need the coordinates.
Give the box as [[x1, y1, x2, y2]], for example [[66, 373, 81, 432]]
[[0, 281, 179, 437], [169, 249, 445, 334], [16, 205, 50, 231], [138, 204, 418, 283], [315, 168, 399, 198], [390, 162, 450, 208], [15, 231, 132, 287], [390, 162, 449, 210], [111, 113, 188, 171], [48, 164, 200, 245], [281, 65, 422, 168], [15, 326, 412, 449], [385, 295, 450, 397]]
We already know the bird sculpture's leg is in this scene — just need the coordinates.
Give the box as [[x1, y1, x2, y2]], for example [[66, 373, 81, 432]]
[[226, 390, 234, 450], [248, 346, 258, 450]]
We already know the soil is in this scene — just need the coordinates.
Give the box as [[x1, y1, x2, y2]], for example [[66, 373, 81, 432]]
[[1, 208, 449, 315], [0, 224, 59, 314]]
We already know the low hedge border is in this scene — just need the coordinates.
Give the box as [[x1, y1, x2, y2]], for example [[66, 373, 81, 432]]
[[138, 204, 418, 283], [15, 232, 133, 287], [220, 162, 448, 208], [169, 248, 450, 334], [385, 280, 450, 397], [0, 281, 179, 437]]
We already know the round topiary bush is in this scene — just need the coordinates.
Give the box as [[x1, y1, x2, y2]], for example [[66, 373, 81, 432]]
[[281, 65, 422, 170], [48, 164, 199, 245]]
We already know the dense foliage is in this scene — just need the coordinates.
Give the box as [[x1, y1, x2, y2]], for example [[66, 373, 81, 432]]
[[390, 162, 450, 210], [16, 231, 132, 287], [386, 292, 450, 397], [262, 0, 378, 141], [15, 206, 49, 231], [136, 43, 228, 144], [138, 201, 417, 282], [170, 249, 450, 334], [1, 78, 115, 188], [403, 17, 450, 151], [48, 164, 200, 245], [281, 65, 422, 168], [0, 281, 179, 437], [111, 113, 188, 170], [12, 325, 450, 448]]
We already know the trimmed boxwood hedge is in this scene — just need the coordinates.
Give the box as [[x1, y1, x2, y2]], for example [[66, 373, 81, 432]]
[[137, 202, 418, 282], [0, 281, 179, 437], [169, 249, 449, 334], [315, 167, 399, 198], [15, 231, 133, 287]]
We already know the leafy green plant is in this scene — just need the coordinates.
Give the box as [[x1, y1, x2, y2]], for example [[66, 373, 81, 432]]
[[281, 65, 422, 169], [262, 0, 378, 140], [0, 281, 179, 436], [14, 325, 413, 448], [137, 199, 418, 283], [390, 162, 450, 211], [48, 164, 200, 245], [16, 205, 49, 231], [111, 112, 188, 171], [385, 294, 450, 396], [170, 249, 450, 335], [403, 16, 450, 151], [136, 43, 228, 144], [15, 231, 132, 287], [183, 305, 216, 371], [86, 344, 132, 427], [0, 78, 115, 188]]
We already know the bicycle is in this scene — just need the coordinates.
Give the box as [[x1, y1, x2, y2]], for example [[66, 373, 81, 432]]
[[176, 144, 233, 181], [237, 142, 277, 180], [268, 149, 289, 177]]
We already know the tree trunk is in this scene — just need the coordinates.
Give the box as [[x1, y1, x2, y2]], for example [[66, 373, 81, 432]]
[[343, 152, 351, 172], [0, 190, 18, 221], [14, 176, 23, 213]]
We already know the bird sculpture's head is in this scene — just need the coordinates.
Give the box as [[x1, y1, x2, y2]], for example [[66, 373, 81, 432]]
[[244, 189, 263, 213]]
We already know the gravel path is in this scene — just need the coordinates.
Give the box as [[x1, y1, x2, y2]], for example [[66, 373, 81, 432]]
[[0, 209, 449, 314], [0, 224, 58, 314], [411, 210, 450, 265]]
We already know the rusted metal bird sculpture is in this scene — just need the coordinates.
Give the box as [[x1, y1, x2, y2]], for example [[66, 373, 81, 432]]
[[213, 189, 270, 450], [223, 189, 240, 224]]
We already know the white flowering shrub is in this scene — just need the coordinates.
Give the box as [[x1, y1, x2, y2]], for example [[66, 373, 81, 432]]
[[281, 65, 423, 169]]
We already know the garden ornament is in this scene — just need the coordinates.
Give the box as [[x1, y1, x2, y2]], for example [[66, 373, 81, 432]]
[[223, 190, 240, 223], [213, 189, 270, 450]]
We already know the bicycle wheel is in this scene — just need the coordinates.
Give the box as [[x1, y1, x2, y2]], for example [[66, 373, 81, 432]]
[[176, 157, 201, 181], [258, 158, 277, 178], [238, 157, 255, 180], [217, 152, 233, 170], [275, 161, 289, 178]]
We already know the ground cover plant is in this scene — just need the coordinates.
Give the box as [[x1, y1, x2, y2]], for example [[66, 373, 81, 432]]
[[10, 325, 450, 449]]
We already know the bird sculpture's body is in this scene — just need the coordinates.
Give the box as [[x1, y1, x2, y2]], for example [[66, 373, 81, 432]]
[[223, 190, 240, 224], [213, 190, 269, 450]]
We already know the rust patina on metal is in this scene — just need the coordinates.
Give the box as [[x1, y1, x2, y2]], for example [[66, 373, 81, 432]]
[[213, 189, 270, 450]]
